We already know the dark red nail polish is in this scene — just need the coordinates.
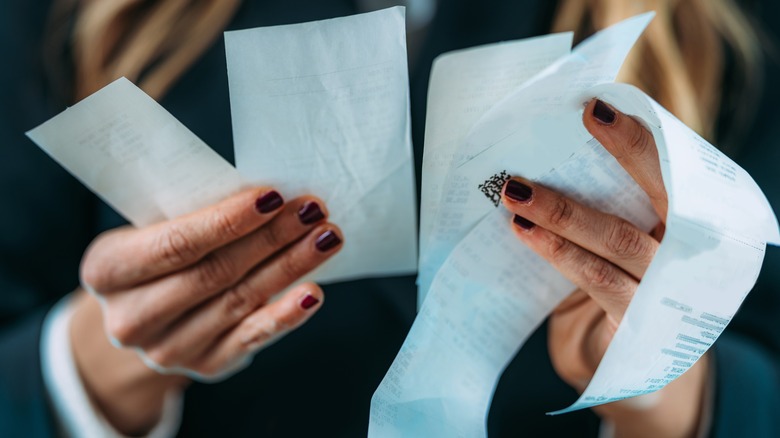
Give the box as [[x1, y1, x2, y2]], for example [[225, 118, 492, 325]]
[[255, 191, 283, 214], [513, 215, 535, 230], [315, 230, 341, 252], [301, 294, 320, 310], [593, 100, 616, 125], [298, 201, 325, 225], [504, 180, 532, 202]]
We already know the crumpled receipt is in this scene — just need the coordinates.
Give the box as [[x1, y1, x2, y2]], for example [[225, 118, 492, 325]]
[[370, 12, 780, 437], [26, 7, 416, 286]]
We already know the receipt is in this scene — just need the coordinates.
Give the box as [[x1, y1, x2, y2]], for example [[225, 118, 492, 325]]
[[415, 13, 656, 309], [26, 77, 245, 227], [553, 83, 780, 413], [417, 33, 573, 308], [371, 12, 780, 436], [27, 7, 417, 286], [225, 6, 417, 283]]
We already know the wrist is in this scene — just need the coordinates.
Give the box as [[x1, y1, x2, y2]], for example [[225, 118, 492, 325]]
[[70, 291, 189, 435]]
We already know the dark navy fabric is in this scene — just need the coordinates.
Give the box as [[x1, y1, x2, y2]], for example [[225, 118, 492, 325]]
[[0, 1, 777, 436]]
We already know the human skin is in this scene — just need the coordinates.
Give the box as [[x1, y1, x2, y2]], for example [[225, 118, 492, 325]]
[[69, 100, 708, 436], [502, 99, 709, 438], [71, 187, 343, 434]]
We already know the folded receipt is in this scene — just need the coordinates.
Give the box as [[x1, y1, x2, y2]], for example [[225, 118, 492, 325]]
[[370, 12, 780, 437], [26, 7, 417, 286]]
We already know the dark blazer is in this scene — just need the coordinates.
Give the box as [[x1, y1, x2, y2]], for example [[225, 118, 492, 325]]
[[1, 0, 778, 436]]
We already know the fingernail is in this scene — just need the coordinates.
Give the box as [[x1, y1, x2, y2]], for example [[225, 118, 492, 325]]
[[504, 180, 532, 202], [255, 191, 283, 214], [315, 230, 341, 252], [513, 214, 535, 230], [593, 100, 616, 125], [298, 201, 325, 225], [301, 294, 320, 310]]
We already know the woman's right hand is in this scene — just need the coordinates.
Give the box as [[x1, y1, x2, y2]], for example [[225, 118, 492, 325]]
[[71, 186, 343, 433]]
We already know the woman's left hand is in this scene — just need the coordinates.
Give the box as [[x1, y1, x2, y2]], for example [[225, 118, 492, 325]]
[[501, 100, 709, 438]]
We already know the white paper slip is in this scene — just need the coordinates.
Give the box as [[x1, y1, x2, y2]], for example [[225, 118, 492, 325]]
[[26, 77, 245, 227], [417, 32, 574, 308], [417, 13, 653, 308], [371, 12, 779, 436], [551, 83, 780, 413], [225, 6, 418, 283], [371, 139, 650, 437], [372, 15, 657, 437], [28, 8, 417, 286]]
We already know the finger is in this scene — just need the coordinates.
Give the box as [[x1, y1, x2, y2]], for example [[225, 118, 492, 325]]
[[82, 187, 285, 292], [583, 99, 668, 219], [502, 178, 658, 279], [101, 197, 330, 346], [185, 282, 323, 379], [510, 217, 638, 322], [132, 224, 340, 360]]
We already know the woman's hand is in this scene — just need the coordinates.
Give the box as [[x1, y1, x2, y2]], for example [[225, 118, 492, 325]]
[[501, 100, 709, 438], [71, 187, 343, 434]]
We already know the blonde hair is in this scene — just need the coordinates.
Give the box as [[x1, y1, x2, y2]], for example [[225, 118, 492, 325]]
[[46, 0, 240, 101], [46, 0, 762, 144], [553, 0, 763, 144]]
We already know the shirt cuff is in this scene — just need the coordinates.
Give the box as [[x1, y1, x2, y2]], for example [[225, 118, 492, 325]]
[[40, 294, 184, 438]]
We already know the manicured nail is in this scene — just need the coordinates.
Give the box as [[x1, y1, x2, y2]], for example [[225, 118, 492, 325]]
[[298, 201, 325, 225], [504, 180, 532, 202], [255, 191, 283, 214], [593, 100, 616, 125], [315, 230, 341, 252], [513, 215, 535, 230], [301, 294, 320, 310]]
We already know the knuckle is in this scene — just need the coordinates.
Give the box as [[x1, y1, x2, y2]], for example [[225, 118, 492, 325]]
[[548, 196, 574, 227], [194, 254, 237, 291], [240, 322, 276, 352], [257, 226, 284, 252], [626, 125, 651, 155], [209, 208, 243, 242], [275, 312, 298, 334], [221, 287, 253, 320], [546, 234, 572, 264], [606, 221, 647, 260], [154, 225, 200, 266], [105, 309, 140, 346], [583, 259, 621, 291], [278, 251, 307, 280]]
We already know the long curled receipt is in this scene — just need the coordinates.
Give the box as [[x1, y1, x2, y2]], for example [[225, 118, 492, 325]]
[[370, 13, 780, 436], [26, 8, 416, 284], [417, 32, 574, 308], [226, 7, 417, 282]]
